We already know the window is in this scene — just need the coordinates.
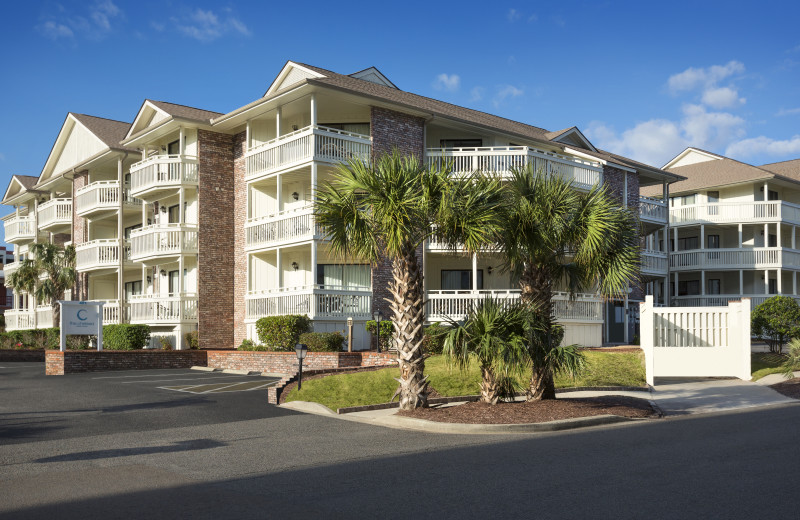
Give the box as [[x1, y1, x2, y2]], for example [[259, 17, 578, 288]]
[[168, 270, 179, 295], [168, 204, 181, 224], [707, 235, 720, 248], [676, 236, 699, 251], [769, 234, 777, 248], [167, 139, 180, 155], [769, 279, 778, 295], [707, 191, 720, 203], [316, 264, 370, 290], [125, 281, 142, 299], [678, 280, 700, 296], [440, 139, 482, 149], [708, 279, 721, 295], [124, 224, 141, 240], [682, 194, 696, 206], [441, 270, 483, 291], [768, 190, 779, 201]]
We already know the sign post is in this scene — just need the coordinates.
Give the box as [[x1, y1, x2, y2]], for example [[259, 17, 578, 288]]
[[59, 301, 105, 351]]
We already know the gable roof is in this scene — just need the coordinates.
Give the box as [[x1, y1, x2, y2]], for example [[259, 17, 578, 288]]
[[642, 156, 777, 197], [148, 100, 223, 124], [761, 158, 800, 177], [124, 100, 223, 142], [70, 113, 133, 150], [2, 175, 41, 204]]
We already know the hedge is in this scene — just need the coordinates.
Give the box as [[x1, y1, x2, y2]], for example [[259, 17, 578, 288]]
[[299, 332, 344, 352], [255, 315, 311, 351], [366, 319, 394, 350], [422, 323, 449, 355], [184, 330, 199, 350], [102, 324, 152, 350]]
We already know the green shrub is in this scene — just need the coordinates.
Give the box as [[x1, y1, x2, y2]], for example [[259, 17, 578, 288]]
[[255, 315, 311, 351], [422, 323, 449, 355], [366, 319, 394, 350], [238, 339, 258, 350], [752, 295, 800, 353], [299, 332, 344, 352], [103, 324, 151, 351], [184, 330, 199, 349], [157, 336, 173, 350]]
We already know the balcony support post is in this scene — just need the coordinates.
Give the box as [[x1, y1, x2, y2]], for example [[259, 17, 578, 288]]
[[777, 222, 782, 248], [778, 268, 783, 294], [276, 106, 281, 138], [472, 253, 478, 292], [277, 248, 282, 289], [738, 224, 743, 248], [118, 156, 126, 321], [793, 226, 796, 250], [311, 162, 317, 201], [764, 270, 769, 295], [276, 173, 282, 212], [310, 94, 317, 128], [739, 270, 744, 296], [674, 271, 679, 299], [764, 182, 769, 201], [701, 271, 706, 295], [673, 226, 678, 251], [311, 241, 317, 291], [179, 187, 185, 224], [700, 225, 705, 250], [794, 271, 797, 295], [764, 223, 768, 247]]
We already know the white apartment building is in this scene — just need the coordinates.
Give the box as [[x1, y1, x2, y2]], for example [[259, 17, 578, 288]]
[[2, 61, 681, 348], [643, 147, 800, 308]]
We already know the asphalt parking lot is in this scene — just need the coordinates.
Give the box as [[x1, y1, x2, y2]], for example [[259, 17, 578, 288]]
[[0, 363, 295, 444]]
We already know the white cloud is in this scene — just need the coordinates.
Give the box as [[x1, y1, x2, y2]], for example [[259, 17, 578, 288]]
[[470, 87, 485, 102], [726, 136, 800, 160], [777, 107, 800, 116], [36, 1, 121, 40], [527, 14, 538, 22], [433, 73, 460, 92], [668, 60, 745, 93], [493, 85, 523, 107], [37, 20, 74, 39], [0, 152, 5, 161], [507, 8, 520, 22], [90, 0, 120, 31], [173, 8, 250, 42], [701, 86, 745, 109]]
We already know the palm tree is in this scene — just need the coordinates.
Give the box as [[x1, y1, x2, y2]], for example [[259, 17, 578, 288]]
[[500, 165, 639, 399], [8, 242, 77, 326], [315, 151, 505, 410], [442, 298, 531, 404]]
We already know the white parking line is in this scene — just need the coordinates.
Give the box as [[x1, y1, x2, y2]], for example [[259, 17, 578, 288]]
[[118, 375, 256, 384], [91, 372, 201, 379], [210, 381, 279, 393]]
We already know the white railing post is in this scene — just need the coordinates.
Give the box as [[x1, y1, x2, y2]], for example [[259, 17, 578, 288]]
[[641, 295, 655, 386], [737, 298, 752, 381]]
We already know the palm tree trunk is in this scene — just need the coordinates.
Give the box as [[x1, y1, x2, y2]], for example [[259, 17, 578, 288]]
[[520, 264, 558, 400], [479, 366, 501, 405], [390, 243, 428, 410]]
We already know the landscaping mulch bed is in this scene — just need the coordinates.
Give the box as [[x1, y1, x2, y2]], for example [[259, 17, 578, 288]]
[[770, 378, 800, 399], [397, 396, 658, 424]]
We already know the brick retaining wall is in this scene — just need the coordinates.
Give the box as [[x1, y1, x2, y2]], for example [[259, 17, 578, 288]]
[[46, 350, 209, 375], [206, 350, 396, 374], [0, 349, 46, 362]]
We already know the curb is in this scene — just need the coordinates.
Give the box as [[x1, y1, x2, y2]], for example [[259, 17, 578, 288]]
[[222, 369, 261, 375], [191, 366, 220, 372]]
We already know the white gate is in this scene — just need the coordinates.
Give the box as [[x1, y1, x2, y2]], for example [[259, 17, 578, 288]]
[[639, 295, 751, 386]]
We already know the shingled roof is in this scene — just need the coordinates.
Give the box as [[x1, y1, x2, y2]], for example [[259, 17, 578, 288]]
[[149, 100, 223, 124], [12, 175, 39, 190], [71, 113, 134, 151], [761, 158, 800, 178], [642, 156, 777, 197]]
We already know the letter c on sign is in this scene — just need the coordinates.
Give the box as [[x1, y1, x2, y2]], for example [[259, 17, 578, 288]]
[[77, 309, 88, 321]]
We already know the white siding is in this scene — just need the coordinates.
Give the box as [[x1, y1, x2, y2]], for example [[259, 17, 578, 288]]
[[51, 123, 105, 178]]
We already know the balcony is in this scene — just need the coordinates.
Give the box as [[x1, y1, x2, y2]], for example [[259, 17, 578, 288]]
[[424, 290, 604, 323], [639, 196, 668, 226], [75, 181, 142, 219], [670, 201, 800, 227], [3, 214, 37, 244], [5, 310, 36, 331], [673, 294, 799, 309], [130, 224, 198, 264], [130, 293, 198, 324], [36, 305, 54, 328], [245, 125, 372, 180], [37, 199, 72, 233], [245, 206, 323, 250], [76, 239, 131, 272], [245, 285, 372, 320], [97, 299, 130, 324], [671, 247, 800, 271], [129, 154, 198, 200], [641, 250, 668, 278], [3, 260, 21, 285], [425, 146, 602, 189]]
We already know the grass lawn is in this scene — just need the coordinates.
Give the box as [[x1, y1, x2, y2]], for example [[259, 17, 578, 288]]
[[752, 352, 788, 381], [285, 350, 646, 411]]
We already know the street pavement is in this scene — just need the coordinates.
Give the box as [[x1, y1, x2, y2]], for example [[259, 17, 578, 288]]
[[2, 362, 799, 519]]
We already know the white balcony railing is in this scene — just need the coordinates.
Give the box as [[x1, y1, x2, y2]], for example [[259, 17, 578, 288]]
[[245, 285, 372, 319], [671, 201, 800, 226], [245, 205, 322, 250], [245, 125, 372, 179], [639, 196, 668, 224], [425, 290, 604, 323], [4, 310, 36, 331], [36, 305, 54, 328], [673, 294, 800, 309], [425, 146, 602, 189], [37, 198, 72, 231], [76, 239, 131, 271], [3, 260, 21, 284], [641, 250, 669, 276], [130, 293, 198, 324], [3, 215, 36, 243], [671, 247, 800, 271], [129, 154, 198, 198], [75, 181, 142, 217], [97, 299, 130, 324], [130, 224, 198, 262]]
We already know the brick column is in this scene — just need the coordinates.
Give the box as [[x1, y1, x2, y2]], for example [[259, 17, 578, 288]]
[[233, 131, 248, 346]]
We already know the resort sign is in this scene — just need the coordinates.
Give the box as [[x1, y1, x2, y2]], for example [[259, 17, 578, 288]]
[[59, 301, 105, 351]]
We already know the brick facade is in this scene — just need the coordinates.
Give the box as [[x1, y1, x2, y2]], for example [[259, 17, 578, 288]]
[[232, 131, 247, 346], [46, 350, 208, 375], [197, 130, 236, 349], [72, 170, 89, 300], [369, 107, 426, 318], [206, 350, 396, 374]]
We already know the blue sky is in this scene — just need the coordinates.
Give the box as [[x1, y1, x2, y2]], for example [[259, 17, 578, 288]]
[[1, 0, 799, 196]]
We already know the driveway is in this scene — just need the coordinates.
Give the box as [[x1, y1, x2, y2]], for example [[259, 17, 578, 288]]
[[651, 377, 795, 415]]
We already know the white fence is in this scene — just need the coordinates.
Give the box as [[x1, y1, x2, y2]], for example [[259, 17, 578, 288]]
[[639, 295, 751, 386]]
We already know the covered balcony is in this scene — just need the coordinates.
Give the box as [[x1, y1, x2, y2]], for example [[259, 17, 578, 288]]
[[130, 224, 198, 264], [75, 181, 142, 219], [671, 247, 800, 271], [245, 125, 371, 180], [641, 250, 669, 278], [96, 299, 130, 325], [75, 239, 131, 272], [3, 214, 37, 244], [245, 206, 323, 251], [671, 201, 800, 227], [245, 285, 372, 320], [3, 260, 21, 285], [129, 155, 198, 200], [639, 196, 668, 233], [36, 305, 54, 329], [424, 146, 602, 189], [130, 293, 198, 324], [673, 294, 800, 309], [5, 309, 36, 331], [37, 198, 72, 233]]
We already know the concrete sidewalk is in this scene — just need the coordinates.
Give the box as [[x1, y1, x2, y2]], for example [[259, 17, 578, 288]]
[[649, 377, 796, 415]]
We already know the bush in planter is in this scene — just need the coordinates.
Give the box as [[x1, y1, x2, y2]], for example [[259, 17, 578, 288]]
[[299, 332, 344, 352], [752, 295, 800, 353], [366, 319, 394, 351], [184, 330, 199, 350], [255, 315, 311, 351], [103, 324, 151, 350], [422, 323, 449, 355]]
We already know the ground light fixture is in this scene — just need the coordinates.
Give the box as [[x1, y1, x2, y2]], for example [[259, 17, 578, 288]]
[[373, 310, 383, 353], [295, 343, 308, 390]]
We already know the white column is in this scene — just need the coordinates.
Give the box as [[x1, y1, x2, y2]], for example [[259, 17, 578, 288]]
[[764, 182, 769, 201], [472, 254, 478, 292], [701, 271, 706, 295], [793, 226, 796, 250], [738, 223, 743, 248], [178, 187, 184, 224], [118, 156, 125, 321], [778, 268, 783, 294], [310, 162, 317, 202], [794, 271, 797, 295], [310, 241, 317, 288], [276, 174, 282, 212], [276, 107, 282, 138], [623, 294, 629, 343], [674, 226, 678, 251], [277, 248, 282, 289], [179, 126, 185, 155], [764, 270, 769, 294], [739, 270, 743, 296], [764, 223, 769, 247], [310, 93, 317, 127], [777, 222, 782, 248], [245, 120, 251, 150], [700, 225, 705, 249]]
